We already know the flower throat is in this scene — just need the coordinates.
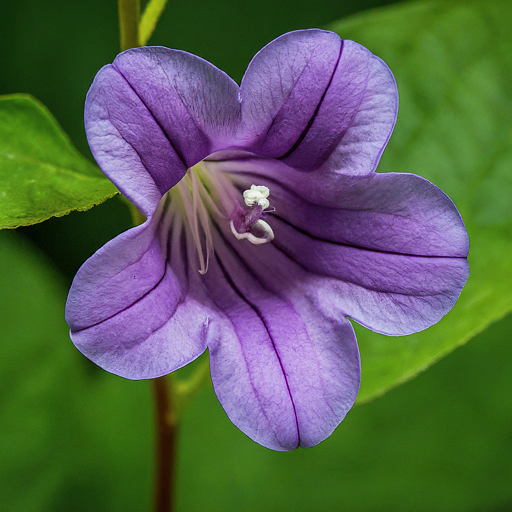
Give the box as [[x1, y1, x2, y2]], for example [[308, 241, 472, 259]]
[[167, 162, 274, 275]]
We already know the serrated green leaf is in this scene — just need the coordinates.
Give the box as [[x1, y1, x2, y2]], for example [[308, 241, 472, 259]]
[[328, 0, 512, 402], [0, 94, 117, 229]]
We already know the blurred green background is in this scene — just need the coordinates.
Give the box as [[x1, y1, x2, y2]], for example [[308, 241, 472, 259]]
[[1, 0, 511, 510]]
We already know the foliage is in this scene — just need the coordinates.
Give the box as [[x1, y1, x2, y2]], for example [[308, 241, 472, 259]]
[[0, 94, 117, 229]]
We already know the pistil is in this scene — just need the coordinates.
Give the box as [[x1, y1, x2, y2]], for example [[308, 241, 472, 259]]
[[229, 184, 275, 245]]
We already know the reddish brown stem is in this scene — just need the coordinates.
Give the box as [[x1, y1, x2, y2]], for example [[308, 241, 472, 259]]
[[152, 377, 178, 512]]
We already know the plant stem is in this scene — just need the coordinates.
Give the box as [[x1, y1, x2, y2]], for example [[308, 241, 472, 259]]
[[152, 376, 178, 512], [140, 0, 169, 45], [117, 2, 182, 512], [118, 0, 140, 50]]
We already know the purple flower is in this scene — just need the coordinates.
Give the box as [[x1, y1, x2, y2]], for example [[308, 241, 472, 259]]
[[65, 29, 469, 450]]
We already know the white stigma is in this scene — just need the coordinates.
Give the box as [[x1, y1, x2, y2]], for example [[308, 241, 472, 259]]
[[243, 185, 270, 210], [230, 219, 274, 245]]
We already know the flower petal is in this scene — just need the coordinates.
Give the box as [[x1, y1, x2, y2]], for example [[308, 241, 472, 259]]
[[85, 66, 184, 216], [85, 47, 240, 216], [214, 159, 469, 335], [312, 41, 398, 175], [218, 158, 469, 256], [65, 207, 212, 379], [240, 30, 340, 157], [271, 218, 469, 335], [240, 30, 397, 174], [112, 47, 241, 157], [204, 226, 360, 450], [274, 174, 469, 258]]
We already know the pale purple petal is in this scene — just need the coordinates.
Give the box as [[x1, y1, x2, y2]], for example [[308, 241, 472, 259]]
[[212, 160, 469, 335], [313, 40, 398, 175], [85, 66, 185, 216], [240, 30, 397, 174], [240, 30, 340, 156], [271, 218, 469, 335], [112, 48, 241, 157], [270, 174, 469, 258], [218, 158, 469, 256], [85, 48, 240, 216], [65, 208, 212, 379], [204, 227, 360, 450]]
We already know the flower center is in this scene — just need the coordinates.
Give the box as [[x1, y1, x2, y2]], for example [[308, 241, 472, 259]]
[[167, 162, 275, 274]]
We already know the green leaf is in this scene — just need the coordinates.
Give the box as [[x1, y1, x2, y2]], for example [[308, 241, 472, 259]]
[[328, 0, 512, 402], [0, 94, 117, 230]]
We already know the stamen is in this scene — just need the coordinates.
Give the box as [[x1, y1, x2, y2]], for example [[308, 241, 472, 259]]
[[190, 169, 214, 274], [176, 173, 210, 274], [193, 173, 226, 219], [201, 165, 241, 215], [243, 185, 270, 210]]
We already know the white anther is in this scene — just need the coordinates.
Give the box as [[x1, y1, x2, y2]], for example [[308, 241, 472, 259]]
[[230, 219, 274, 245], [243, 185, 270, 209]]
